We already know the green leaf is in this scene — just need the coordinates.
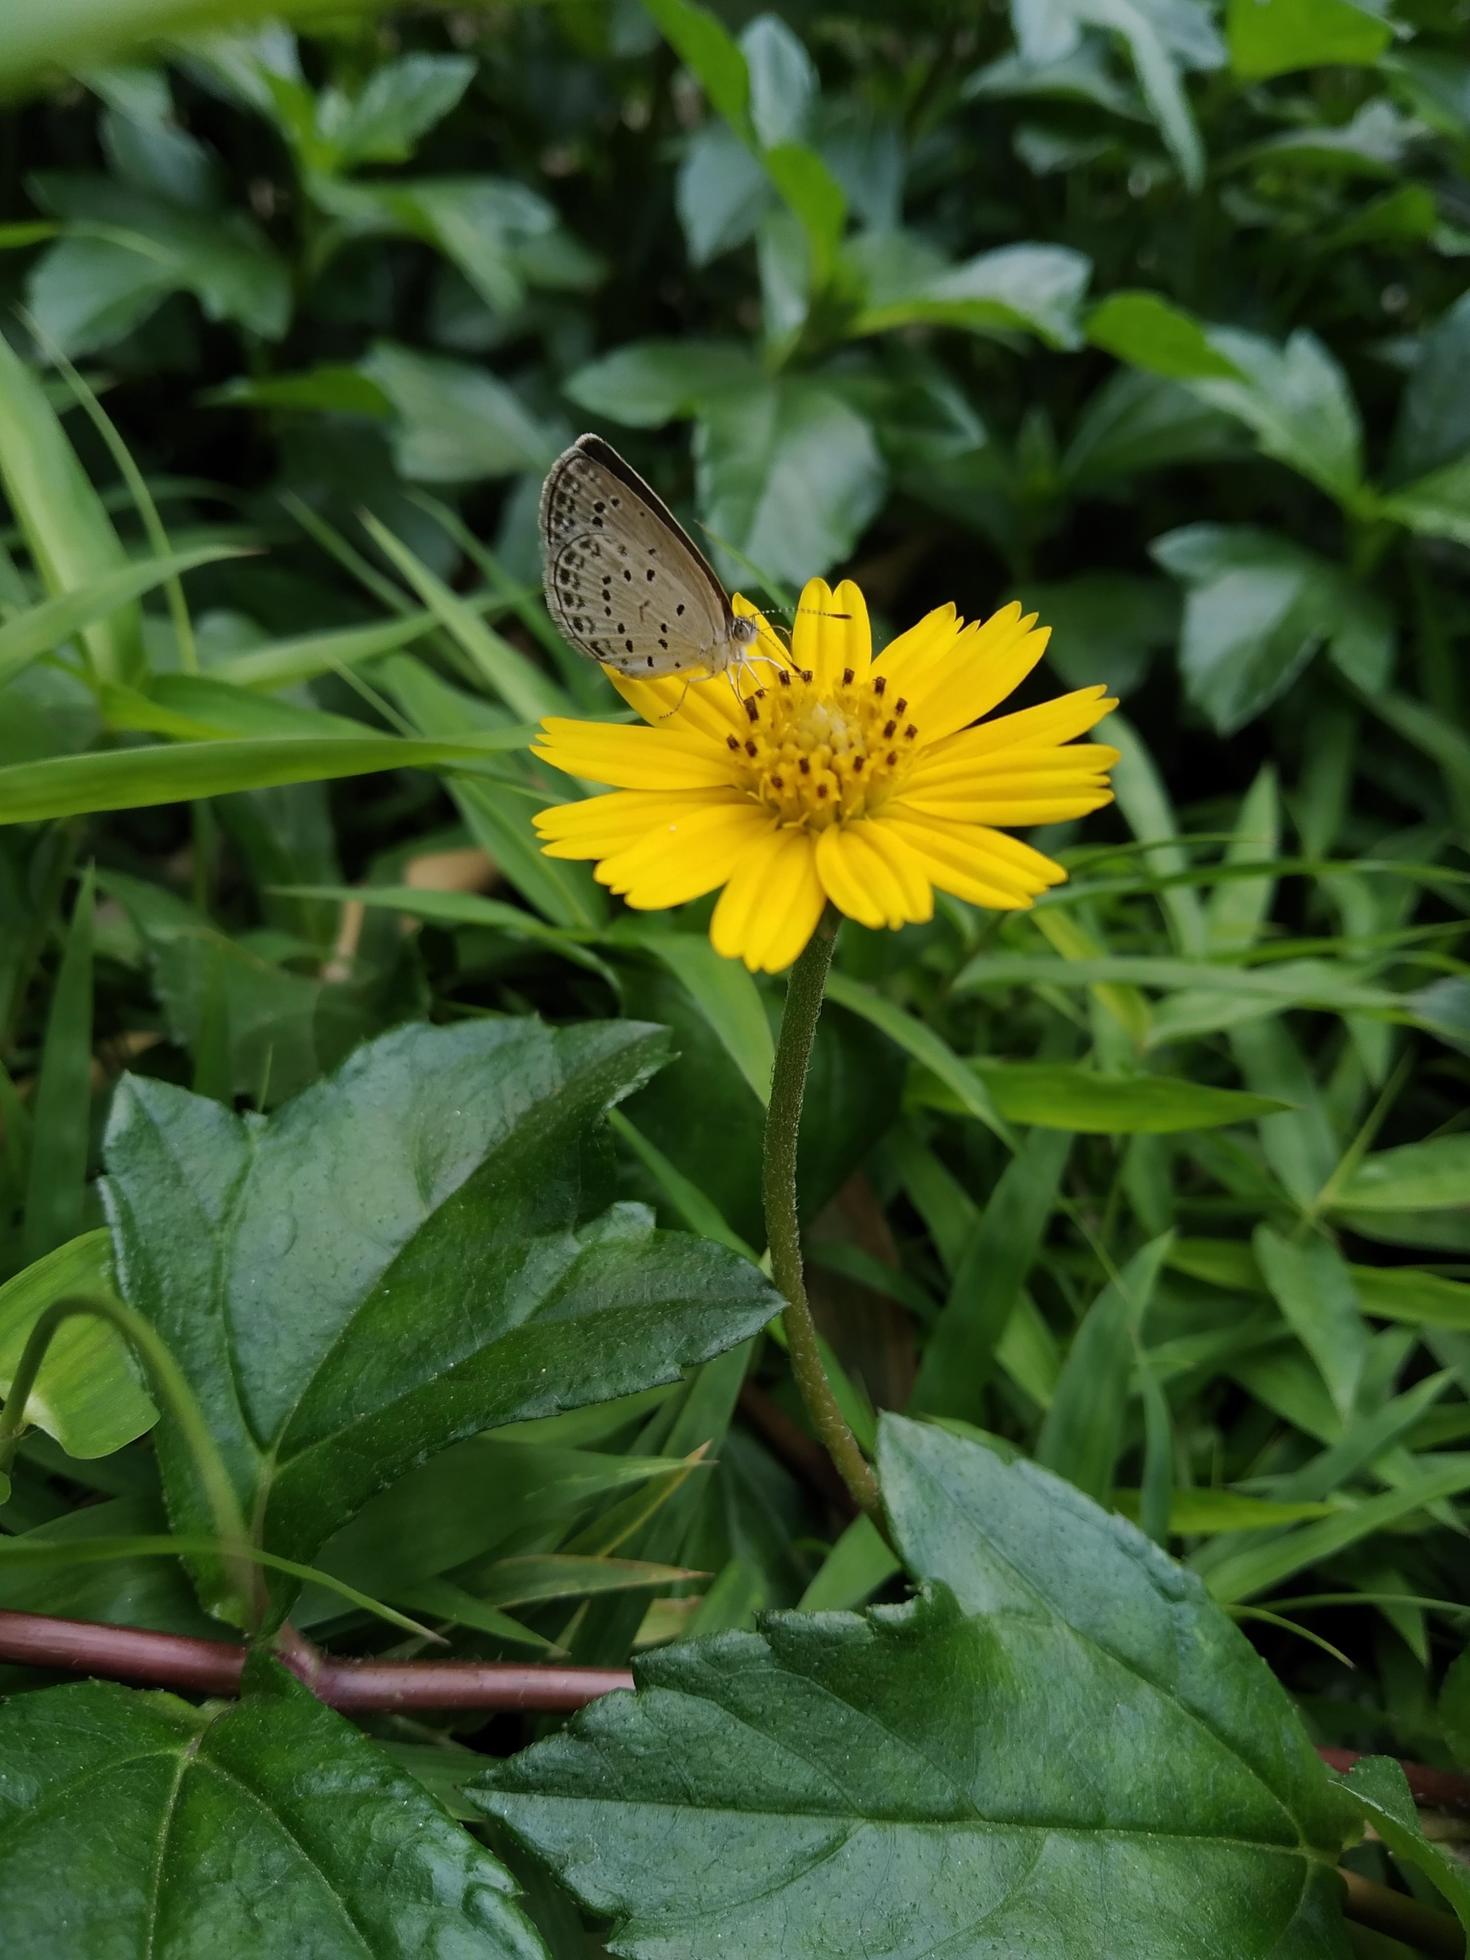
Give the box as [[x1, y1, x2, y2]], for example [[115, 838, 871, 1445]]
[[1389, 289, 1470, 483], [0, 1230, 156, 1459], [565, 341, 760, 428], [1194, 326, 1364, 506], [361, 343, 553, 483], [956, 1061, 1291, 1132], [0, 1660, 548, 1958], [100, 1020, 780, 1604], [21, 868, 94, 1264], [1254, 1227, 1368, 1421], [693, 379, 884, 586], [28, 175, 289, 349], [0, 330, 141, 686], [1228, 0, 1393, 78], [1037, 1234, 1173, 1499], [1088, 290, 1243, 380], [475, 1417, 1354, 1957], [1330, 1134, 1470, 1212], [203, 364, 393, 417], [848, 234, 1092, 348], [617, 924, 773, 1107], [0, 727, 531, 825], [1201, 1461, 1470, 1603], [882, 1412, 1358, 1838], [825, 969, 1008, 1138], [1151, 524, 1386, 734], [644, 0, 846, 274], [1338, 1757, 1470, 1937], [1378, 451, 1470, 549], [0, 544, 250, 693], [912, 1127, 1070, 1417], [313, 53, 475, 168]]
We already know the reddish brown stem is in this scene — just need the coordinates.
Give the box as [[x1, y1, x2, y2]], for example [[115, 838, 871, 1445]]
[[0, 1609, 632, 1710]]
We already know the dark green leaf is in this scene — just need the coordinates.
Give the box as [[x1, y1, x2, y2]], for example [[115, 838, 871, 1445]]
[[474, 1417, 1354, 1958], [101, 1020, 780, 1603], [0, 1659, 547, 1957]]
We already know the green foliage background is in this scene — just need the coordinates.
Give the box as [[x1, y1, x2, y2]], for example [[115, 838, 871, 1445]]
[[1, 1, 1469, 1953]]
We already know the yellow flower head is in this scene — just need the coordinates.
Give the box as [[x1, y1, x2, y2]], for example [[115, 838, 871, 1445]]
[[533, 579, 1119, 973]]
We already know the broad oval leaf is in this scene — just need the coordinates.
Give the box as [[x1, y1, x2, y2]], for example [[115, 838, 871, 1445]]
[[100, 1019, 781, 1614], [0, 1659, 548, 1959], [474, 1419, 1357, 1959]]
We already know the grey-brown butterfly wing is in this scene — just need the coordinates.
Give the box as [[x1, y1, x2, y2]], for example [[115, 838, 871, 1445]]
[[540, 434, 738, 678]]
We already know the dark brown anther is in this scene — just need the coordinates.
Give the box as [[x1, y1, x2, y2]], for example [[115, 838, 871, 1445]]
[[852, 756, 865, 773], [904, 723, 917, 740], [798, 757, 811, 775], [771, 774, 784, 789], [816, 783, 828, 799], [802, 669, 813, 683], [726, 734, 740, 751], [842, 666, 854, 685], [745, 739, 758, 757], [778, 669, 791, 686], [894, 697, 908, 715], [886, 751, 898, 766], [883, 719, 897, 739], [873, 675, 887, 697], [744, 698, 759, 722]]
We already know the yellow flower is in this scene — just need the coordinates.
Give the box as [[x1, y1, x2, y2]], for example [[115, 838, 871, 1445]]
[[532, 578, 1120, 973]]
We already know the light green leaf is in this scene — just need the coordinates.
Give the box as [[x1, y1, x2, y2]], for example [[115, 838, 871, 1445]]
[[1331, 1134, 1470, 1212], [0, 728, 533, 825], [0, 330, 141, 685], [1228, 0, 1393, 78], [0, 1231, 156, 1460]]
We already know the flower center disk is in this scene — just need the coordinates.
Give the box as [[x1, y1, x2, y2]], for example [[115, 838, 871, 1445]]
[[727, 666, 919, 831]]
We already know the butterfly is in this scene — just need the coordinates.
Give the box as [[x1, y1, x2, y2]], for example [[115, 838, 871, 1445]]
[[540, 433, 761, 681]]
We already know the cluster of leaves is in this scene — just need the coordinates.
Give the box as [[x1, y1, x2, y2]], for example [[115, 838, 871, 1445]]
[[1, 0, 1470, 1952]]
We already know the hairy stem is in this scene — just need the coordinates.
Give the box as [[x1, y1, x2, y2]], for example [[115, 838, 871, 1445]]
[[762, 912, 881, 1520]]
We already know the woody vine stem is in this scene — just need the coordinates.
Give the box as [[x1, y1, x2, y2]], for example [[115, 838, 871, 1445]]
[[760, 909, 882, 1522]]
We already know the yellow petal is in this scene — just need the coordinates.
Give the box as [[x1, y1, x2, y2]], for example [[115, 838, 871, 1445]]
[[882, 811, 1049, 909], [966, 826, 1068, 889], [813, 824, 903, 928], [603, 801, 777, 908], [858, 821, 935, 925], [711, 826, 821, 971], [907, 611, 1053, 743], [923, 685, 1118, 764], [743, 829, 827, 971], [533, 716, 736, 791], [870, 603, 961, 697], [534, 788, 739, 857], [904, 789, 1115, 826], [789, 577, 872, 690], [905, 741, 1120, 799], [610, 666, 745, 741]]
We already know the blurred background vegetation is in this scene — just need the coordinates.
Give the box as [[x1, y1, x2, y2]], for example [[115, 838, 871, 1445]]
[[2, 0, 1470, 1797]]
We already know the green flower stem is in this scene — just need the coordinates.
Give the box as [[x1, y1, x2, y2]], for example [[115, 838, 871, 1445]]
[[763, 911, 882, 1521], [0, 1292, 259, 1625]]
